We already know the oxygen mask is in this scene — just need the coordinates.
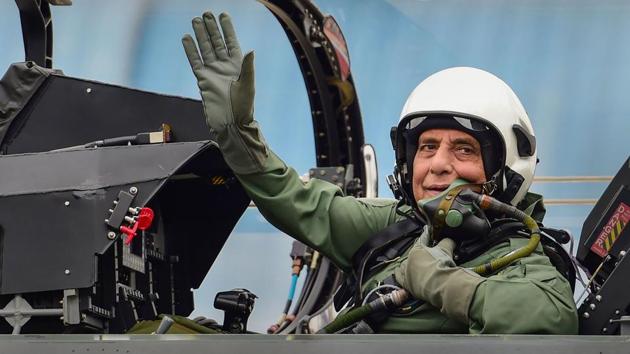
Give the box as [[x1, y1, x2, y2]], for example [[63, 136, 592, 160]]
[[418, 179, 542, 275], [418, 179, 491, 244]]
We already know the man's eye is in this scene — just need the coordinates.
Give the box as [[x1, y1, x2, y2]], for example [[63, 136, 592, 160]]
[[456, 145, 476, 154], [419, 143, 437, 152]]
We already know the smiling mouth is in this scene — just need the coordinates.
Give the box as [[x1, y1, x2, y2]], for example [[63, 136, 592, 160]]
[[424, 185, 449, 194]]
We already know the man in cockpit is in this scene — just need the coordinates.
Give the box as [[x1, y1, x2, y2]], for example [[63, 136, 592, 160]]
[[181, 11, 578, 334]]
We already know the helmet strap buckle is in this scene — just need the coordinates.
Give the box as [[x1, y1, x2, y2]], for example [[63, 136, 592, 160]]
[[482, 177, 499, 195]]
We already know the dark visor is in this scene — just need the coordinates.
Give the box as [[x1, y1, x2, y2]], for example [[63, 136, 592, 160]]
[[404, 115, 492, 132]]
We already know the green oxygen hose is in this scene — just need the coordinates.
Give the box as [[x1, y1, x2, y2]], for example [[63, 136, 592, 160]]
[[317, 303, 374, 334], [467, 191, 541, 275], [318, 288, 410, 334], [319, 190, 541, 334]]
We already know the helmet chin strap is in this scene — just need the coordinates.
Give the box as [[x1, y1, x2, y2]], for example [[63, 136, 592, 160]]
[[494, 166, 525, 205], [387, 168, 430, 228], [481, 167, 504, 197]]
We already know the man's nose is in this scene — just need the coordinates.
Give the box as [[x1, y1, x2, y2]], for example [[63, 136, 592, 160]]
[[429, 146, 454, 175]]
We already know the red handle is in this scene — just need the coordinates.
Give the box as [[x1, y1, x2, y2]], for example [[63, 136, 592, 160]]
[[121, 207, 154, 245]]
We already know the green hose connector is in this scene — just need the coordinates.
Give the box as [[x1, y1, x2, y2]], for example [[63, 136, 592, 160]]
[[318, 303, 373, 334], [319, 289, 409, 334]]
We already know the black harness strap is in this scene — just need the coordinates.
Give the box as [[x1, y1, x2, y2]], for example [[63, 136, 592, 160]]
[[374, 236, 417, 264], [333, 218, 422, 310]]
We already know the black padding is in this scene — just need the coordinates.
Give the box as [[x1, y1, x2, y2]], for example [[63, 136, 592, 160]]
[[512, 124, 536, 157]]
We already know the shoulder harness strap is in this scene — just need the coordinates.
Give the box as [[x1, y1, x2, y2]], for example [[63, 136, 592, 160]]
[[333, 218, 422, 310]]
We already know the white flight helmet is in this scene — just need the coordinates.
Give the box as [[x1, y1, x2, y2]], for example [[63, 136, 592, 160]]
[[390, 67, 537, 206]]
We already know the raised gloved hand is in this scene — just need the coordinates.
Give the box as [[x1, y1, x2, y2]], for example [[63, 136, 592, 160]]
[[182, 11, 268, 174], [394, 237, 484, 324]]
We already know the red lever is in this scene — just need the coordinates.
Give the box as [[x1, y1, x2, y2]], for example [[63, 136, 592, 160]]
[[121, 207, 154, 245], [136, 207, 154, 230]]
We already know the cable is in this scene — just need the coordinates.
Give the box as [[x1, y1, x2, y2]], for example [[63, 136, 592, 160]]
[[565, 234, 593, 300], [319, 288, 410, 334], [273, 251, 321, 333], [291, 268, 313, 315], [51, 126, 171, 152], [361, 284, 401, 305], [268, 256, 305, 334], [294, 251, 321, 314], [279, 256, 331, 334], [576, 256, 610, 305], [287, 274, 299, 306]]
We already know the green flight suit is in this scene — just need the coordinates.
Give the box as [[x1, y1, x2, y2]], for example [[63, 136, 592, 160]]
[[178, 11, 577, 334], [236, 151, 579, 334]]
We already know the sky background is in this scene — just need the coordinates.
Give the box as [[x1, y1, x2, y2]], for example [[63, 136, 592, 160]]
[[1, 0, 629, 332]]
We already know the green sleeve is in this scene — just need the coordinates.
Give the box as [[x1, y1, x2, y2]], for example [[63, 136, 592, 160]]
[[468, 251, 579, 334], [235, 151, 399, 272]]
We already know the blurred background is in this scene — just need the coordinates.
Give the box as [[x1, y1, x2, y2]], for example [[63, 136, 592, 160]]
[[1, 0, 629, 332]]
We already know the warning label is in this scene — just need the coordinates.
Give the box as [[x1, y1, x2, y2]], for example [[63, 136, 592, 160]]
[[591, 202, 630, 257]]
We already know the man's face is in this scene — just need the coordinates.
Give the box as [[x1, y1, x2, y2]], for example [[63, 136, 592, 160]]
[[412, 128, 486, 201]]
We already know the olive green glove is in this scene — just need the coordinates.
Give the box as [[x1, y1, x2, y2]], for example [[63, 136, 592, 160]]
[[394, 237, 484, 324], [182, 11, 268, 174]]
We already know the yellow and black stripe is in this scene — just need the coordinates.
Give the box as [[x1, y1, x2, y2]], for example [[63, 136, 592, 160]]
[[604, 219, 626, 252], [210, 176, 226, 185]]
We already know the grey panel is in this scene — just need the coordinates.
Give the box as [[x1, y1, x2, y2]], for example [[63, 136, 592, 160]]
[[0, 334, 625, 354], [0, 141, 208, 196], [0, 141, 240, 295]]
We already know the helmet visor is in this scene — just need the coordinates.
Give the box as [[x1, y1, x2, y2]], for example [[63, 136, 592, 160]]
[[403, 115, 492, 133]]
